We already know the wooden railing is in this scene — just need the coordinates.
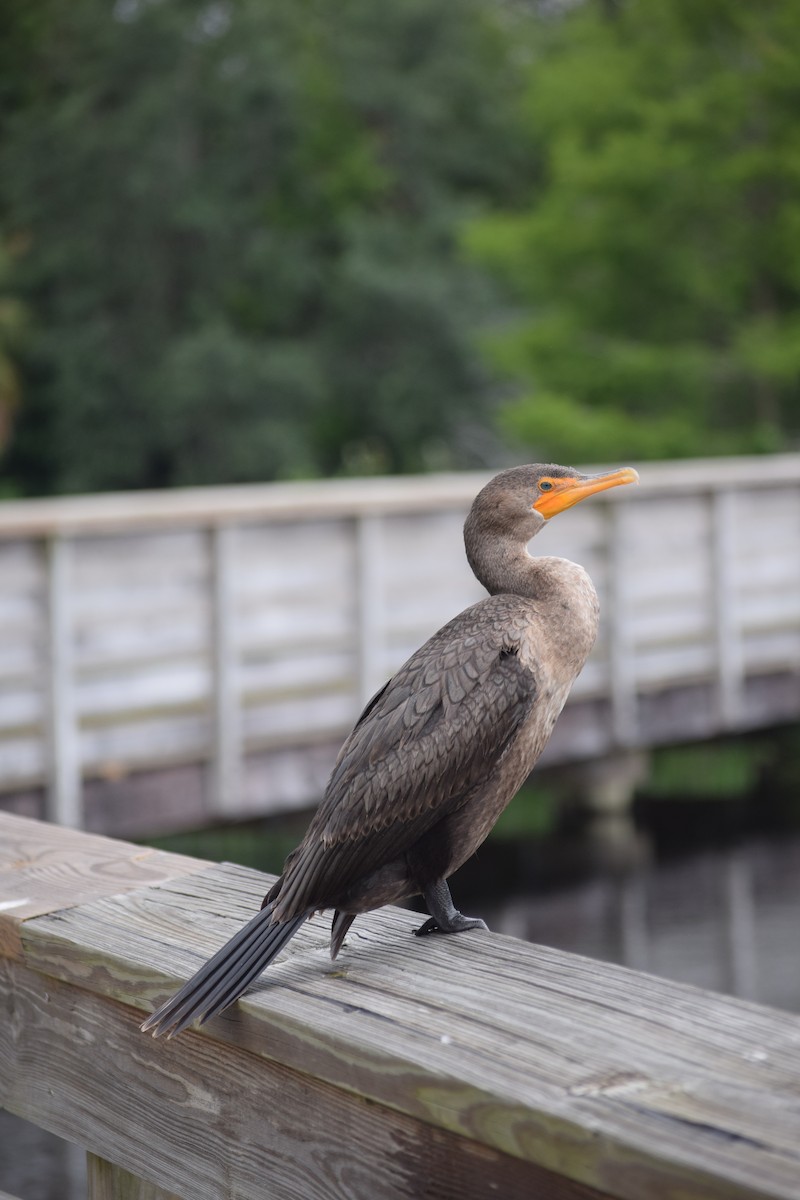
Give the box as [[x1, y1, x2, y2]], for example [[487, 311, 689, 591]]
[[2, 455, 800, 834], [1, 811, 799, 1200]]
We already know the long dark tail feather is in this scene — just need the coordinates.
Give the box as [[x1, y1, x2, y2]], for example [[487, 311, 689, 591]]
[[141, 902, 310, 1039]]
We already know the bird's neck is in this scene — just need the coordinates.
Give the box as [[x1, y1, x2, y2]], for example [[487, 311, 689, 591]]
[[468, 537, 600, 664], [468, 535, 550, 600]]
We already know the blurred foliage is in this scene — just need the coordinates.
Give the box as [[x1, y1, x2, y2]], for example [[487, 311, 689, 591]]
[[0, 235, 26, 456], [643, 741, 767, 799], [491, 780, 559, 839], [144, 813, 311, 877], [0, 0, 524, 494], [2, 1, 800, 494], [467, 0, 800, 463]]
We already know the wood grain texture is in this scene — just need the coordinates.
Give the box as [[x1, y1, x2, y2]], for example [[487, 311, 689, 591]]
[[8, 853, 800, 1200], [2, 960, 612, 1200], [0, 811, 204, 959]]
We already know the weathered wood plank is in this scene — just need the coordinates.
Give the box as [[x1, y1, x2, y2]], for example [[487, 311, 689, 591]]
[[712, 489, 745, 726], [71, 529, 208, 584], [12, 858, 800, 1200], [5, 454, 800, 537], [208, 525, 241, 815], [355, 512, 385, 706], [80, 712, 212, 772], [0, 812, 204, 960], [71, 615, 209, 670], [0, 686, 44, 730], [606, 505, 638, 744], [0, 734, 45, 784], [2, 961, 611, 1200], [44, 535, 81, 827], [239, 646, 353, 692], [241, 690, 356, 744], [742, 631, 800, 670], [76, 660, 210, 715]]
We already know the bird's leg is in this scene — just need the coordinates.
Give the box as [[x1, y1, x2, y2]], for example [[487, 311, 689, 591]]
[[330, 909, 355, 960], [414, 879, 489, 937]]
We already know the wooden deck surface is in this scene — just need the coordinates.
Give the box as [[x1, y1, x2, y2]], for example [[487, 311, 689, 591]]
[[2, 811, 800, 1200], [0, 813, 202, 960]]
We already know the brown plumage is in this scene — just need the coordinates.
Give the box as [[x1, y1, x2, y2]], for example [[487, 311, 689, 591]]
[[142, 462, 637, 1038]]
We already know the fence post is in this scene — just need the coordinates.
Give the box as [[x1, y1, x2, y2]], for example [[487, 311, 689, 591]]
[[711, 488, 745, 727], [45, 534, 82, 828], [355, 512, 385, 708], [606, 503, 638, 745], [722, 848, 759, 1002], [209, 524, 241, 815]]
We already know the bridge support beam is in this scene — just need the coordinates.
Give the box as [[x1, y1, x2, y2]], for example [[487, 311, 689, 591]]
[[571, 750, 651, 871]]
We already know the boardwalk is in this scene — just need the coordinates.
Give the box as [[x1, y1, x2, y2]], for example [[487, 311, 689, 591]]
[[1, 455, 799, 834]]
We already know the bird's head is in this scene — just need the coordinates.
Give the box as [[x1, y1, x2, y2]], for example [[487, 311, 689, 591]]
[[468, 463, 639, 539], [464, 463, 639, 594], [529, 464, 639, 520]]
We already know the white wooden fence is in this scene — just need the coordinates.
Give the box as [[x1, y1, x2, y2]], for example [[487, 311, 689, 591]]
[[1, 456, 800, 832]]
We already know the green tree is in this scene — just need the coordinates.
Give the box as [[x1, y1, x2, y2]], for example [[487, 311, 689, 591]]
[[0, 0, 524, 494], [0, 235, 26, 459], [467, 0, 800, 462]]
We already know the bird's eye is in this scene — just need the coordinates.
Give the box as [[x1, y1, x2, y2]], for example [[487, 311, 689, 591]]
[[538, 480, 555, 492]]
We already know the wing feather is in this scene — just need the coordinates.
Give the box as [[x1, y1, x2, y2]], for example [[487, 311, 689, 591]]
[[273, 598, 538, 918]]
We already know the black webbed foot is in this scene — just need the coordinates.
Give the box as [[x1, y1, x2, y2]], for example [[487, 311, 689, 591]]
[[413, 879, 489, 938], [414, 913, 488, 937]]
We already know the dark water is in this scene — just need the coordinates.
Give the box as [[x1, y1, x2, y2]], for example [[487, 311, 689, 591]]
[[487, 838, 800, 1012], [3, 830, 800, 1197]]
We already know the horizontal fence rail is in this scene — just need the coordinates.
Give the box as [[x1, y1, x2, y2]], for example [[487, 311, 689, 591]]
[[1, 456, 800, 832], [2, 811, 800, 1200]]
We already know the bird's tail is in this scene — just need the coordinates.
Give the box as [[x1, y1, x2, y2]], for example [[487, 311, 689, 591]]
[[141, 901, 309, 1039]]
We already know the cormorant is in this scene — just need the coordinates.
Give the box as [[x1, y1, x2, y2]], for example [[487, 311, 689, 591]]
[[142, 463, 638, 1038]]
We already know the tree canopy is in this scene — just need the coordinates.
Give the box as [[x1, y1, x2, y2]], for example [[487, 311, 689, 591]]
[[468, 0, 800, 462], [2, 0, 800, 495], [0, 0, 523, 493]]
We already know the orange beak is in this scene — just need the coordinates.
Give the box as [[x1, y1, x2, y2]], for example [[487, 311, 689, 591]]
[[532, 467, 639, 519]]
